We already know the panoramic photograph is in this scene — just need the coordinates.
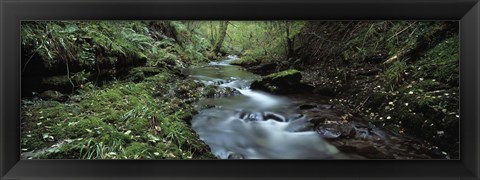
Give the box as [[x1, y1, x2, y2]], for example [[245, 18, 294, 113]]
[[20, 21, 459, 159]]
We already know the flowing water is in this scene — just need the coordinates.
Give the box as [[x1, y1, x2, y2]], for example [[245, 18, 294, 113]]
[[187, 55, 439, 159]]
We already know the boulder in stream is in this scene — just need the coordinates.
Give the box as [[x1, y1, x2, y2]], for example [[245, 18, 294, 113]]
[[250, 69, 314, 94]]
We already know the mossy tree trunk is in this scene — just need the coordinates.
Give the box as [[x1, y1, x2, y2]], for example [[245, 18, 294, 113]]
[[212, 21, 229, 54], [284, 21, 295, 58]]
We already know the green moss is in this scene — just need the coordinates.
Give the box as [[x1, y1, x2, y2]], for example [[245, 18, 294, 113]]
[[99, 89, 123, 102], [175, 109, 193, 124], [154, 143, 185, 159], [103, 111, 124, 124], [124, 142, 154, 159], [21, 101, 82, 150], [64, 117, 113, 139], [126, 118, 149, 135], [415, 35, 459, 85], [265, 69, 300, 79], [144, 72, 171, 84], [381, 60, 407, 89], [230, 56, 259, 66], [162, 53, 178, 65]]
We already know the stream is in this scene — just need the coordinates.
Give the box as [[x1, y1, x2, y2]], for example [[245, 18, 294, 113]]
[[187, 55, 442, 159]]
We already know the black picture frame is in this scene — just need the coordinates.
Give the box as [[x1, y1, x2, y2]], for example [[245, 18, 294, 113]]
[[1, 0, 479, 179]]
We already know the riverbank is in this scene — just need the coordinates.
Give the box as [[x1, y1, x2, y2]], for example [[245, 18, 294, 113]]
[[231, 21, 459, 159], [20, 21, 220, 159], [21, 64, 224, 159]]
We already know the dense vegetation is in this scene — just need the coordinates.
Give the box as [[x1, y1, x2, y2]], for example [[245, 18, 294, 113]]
[[21, 21, 459, 159], [21, 21, 215, 159]]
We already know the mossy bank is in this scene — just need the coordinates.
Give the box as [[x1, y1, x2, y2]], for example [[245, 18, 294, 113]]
[[21, 21, 217, 159]]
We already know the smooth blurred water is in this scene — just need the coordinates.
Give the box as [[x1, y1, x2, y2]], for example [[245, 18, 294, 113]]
[[188, 56, 342, 159]]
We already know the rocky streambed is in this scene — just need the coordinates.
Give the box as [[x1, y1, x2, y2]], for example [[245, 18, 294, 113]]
[[187, 55, 447, 159]]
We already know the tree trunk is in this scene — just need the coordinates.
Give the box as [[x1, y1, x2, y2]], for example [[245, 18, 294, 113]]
[[285, 21, 294, 58], [213, 21, 229, 54]]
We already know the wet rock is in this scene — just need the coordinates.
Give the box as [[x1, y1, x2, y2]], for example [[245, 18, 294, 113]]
[[263, 112, 286, 122], [355, 144, 392, 159], [313, 87, 336, 97], [318, 104, 334, 110], [316, 122, 356, 139], [286, 113, 305, 122], [250, 69, 314, 94], [309, 117, 327, 127], [230, 56, 261, 67], [228, 153, 244, 159], [127, 67, 165, 82], [130, 67, 162, 77], [285, 118, 313, 132], [249, 63, 277, 75], [316, 128, 342, 138], [356, 144, 380, 154], [299, 104, 317, 110], [128, 71, 145, 82], [38, 90, 67, 102], [202, 85, 239, 98], [40, 75, 74, 93], [334, 144, 357, 154], [234, 110, 263, 121], [235, 110, 288, 122], [202, 85, 218, 98]]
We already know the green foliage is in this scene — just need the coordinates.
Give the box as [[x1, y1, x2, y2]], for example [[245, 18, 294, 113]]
[[334, 22, 444, 62], [126, 118, 149, 135], [197, 21, 305, 61], [381, 60, 407, 89], [21, 20, 212, 78], [21, 72, 214, 159], [22, 21, 149, 68], [414, 35, 459, 85], [123, 142, 154, 159], [169, 21, 209, 62]]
